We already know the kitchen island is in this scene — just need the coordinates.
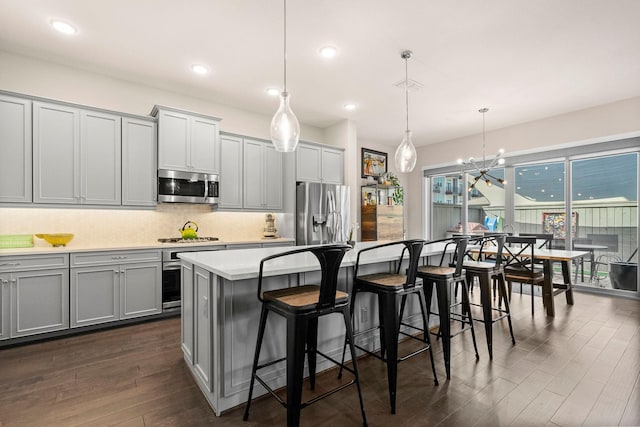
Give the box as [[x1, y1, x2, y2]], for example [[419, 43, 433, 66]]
[[178, 241, 448, 415]]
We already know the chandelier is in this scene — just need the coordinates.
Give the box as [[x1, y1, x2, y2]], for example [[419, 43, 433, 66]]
[[457, 108, 506, 191]]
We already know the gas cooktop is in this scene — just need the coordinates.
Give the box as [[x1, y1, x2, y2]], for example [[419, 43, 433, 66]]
[[158, 237, 220, 244]]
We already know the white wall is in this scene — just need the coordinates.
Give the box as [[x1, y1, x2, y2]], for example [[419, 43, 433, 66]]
[[405, 96, 640, 238], [0, 50, 326, 142]]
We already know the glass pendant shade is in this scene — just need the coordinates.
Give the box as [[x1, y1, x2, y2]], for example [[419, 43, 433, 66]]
[[395, 130, 417, 173], [270, 91, 300, 152]]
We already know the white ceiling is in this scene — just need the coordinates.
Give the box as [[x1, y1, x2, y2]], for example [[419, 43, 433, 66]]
[[1, 0, 639, 146]]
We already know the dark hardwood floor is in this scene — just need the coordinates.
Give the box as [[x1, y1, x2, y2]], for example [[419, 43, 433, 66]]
[[1, 290, 639, 426]]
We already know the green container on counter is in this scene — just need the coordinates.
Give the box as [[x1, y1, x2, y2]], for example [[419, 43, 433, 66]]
[[0, 234, 34, 248]]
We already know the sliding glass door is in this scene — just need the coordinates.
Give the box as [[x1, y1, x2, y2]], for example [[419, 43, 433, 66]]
[[570, 153, 638, 292]]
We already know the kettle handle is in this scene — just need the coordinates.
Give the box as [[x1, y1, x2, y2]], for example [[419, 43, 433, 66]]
[[181, 221, 199, 232]]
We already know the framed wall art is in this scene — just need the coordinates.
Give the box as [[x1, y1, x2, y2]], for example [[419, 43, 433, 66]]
[[361, 148, 387, 178]]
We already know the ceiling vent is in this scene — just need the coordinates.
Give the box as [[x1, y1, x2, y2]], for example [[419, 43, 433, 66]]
[[394, 78, 423, 91]]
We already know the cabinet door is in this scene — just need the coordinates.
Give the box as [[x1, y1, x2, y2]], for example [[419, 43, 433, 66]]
[[33, 102, 80, 204], [296, 143, 322, 182], [71, 265, 119, 327], [11, 268, 69, 337], [181, 262, 194, 364], [0, 273, 8, 340], [265, 144, 283, 209], [81, 110, 121, 205], [157, 110, 190, 171], [190, 116, 219, 174], [0, 95, 32, 203], [321, 147, 344, 184], [218, 134, 243, 209], [193, 266, 212, 390], [120, 262, 162, 319], [122, 117, 157, 206], [243, 138, 265, 209]]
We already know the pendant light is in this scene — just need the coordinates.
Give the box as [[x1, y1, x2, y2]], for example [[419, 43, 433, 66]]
[[270, 0, 300, 152], [394, 50, 417, 173]]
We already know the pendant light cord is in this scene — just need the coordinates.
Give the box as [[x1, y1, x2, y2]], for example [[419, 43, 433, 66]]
[[283, 0, 287, 93], [405, 55, 409, 132]]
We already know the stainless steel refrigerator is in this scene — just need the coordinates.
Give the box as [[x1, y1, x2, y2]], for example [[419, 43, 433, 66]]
[[296, 182, 350, 245]]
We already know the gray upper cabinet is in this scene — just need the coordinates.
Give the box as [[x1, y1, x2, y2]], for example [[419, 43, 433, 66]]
[[0, 94, 32, 203], [218, 134, 243, 209], [33, 101, 80, 204], [81, 110, 122, 205], [33, 101, 122, 205], [122, 117, 157, 206], [243, 138, 283, 210], [296, 142, 344, 184], [219, 134, 283, 211], [154, 106, 220, 174], [296, 143, 322, 182], [321, 146, 344, 184]]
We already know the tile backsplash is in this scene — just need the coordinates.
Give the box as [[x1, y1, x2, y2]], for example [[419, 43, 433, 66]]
[[0, 205, 292, 247]]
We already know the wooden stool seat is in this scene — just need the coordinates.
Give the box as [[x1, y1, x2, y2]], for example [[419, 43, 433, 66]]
[[354, 273, 408, 288], [263, 285, 348, 312]]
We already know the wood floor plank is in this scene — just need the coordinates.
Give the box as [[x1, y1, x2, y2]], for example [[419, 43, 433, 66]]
[[0, 291, 638, 426]]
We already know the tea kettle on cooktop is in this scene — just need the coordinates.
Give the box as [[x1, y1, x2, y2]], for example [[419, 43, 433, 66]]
[[179, 221, 199, 239]]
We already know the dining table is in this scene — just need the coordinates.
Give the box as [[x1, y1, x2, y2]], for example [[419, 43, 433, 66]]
[[474, 246, 589, 317]]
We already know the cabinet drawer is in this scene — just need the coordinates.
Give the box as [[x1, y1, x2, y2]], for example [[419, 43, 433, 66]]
[[0, 254, 69, 272], [71, 250, 161, 266]]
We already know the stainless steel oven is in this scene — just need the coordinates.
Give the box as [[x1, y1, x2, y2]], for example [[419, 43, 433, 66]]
[[160, 240, 222, 312]]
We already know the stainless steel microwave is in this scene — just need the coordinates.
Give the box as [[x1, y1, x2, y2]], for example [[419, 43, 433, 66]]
[[158, 170, 219, 204]]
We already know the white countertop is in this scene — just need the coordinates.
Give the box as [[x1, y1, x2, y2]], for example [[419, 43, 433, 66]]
[[0, 237, 294, 256], [179, 241, 449, 281]]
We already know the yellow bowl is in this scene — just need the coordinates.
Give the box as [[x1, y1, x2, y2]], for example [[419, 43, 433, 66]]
[[35, 233, 74, 247]]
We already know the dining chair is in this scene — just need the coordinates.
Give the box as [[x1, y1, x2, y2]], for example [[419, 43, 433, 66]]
[[503, 236, 545, 315]]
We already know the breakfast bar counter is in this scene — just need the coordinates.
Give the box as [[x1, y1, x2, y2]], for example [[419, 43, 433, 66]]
[[178, 241, 447, 415]]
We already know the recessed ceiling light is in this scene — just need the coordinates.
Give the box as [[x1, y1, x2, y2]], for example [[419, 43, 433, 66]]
[[191, 64, 210, 75], [319, 46, 337, 58], [266, 87, 280, 96], [50, 20, 77, 35], [343, 103, 357, 111]]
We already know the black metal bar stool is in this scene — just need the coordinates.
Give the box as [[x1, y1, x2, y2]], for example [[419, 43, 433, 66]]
[[339, 239, 438, 414], [463, 234, 516, 359], [417, 236, 479, 380], [243, 244, 367, 427]]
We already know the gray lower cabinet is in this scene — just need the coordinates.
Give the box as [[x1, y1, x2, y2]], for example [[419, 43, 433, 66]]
[[70, 265, 119, 327], [0, 94, 32, 203], [181, 261, 194, 364], [70, 250, 162, 328], [0, 274, 7, 339], [193, 265, 212, 390], [0, 254, 70, 340]]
